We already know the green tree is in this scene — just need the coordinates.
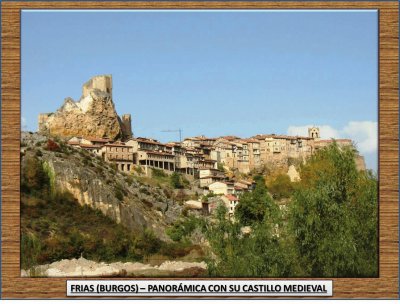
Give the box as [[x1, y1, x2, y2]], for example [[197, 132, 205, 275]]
[[171, 172, 183, 189], [268, 173, 295, 200], [234, 175, 279, 226], [205, 204, 295, 277], [288, 142, 378, 277]]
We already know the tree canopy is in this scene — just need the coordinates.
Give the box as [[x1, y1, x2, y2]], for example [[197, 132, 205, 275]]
[[288, 143, 378, 277]]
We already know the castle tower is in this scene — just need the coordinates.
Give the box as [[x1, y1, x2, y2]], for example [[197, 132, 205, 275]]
[[121, 114, 133, 139], [82, 74, 113, 98], [308, 127, 320, 139]]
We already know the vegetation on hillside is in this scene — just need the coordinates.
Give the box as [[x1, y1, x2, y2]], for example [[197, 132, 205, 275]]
[[20, 155, 196, 270], [176, 143, 378, 278], [21, 140, 377, 278]]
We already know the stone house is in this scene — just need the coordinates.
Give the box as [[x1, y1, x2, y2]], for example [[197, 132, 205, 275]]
[[137, 150, 175, 174], [207, 181, 235, 195], [102, 142, 135, 172], [199, 168, 226, 188]]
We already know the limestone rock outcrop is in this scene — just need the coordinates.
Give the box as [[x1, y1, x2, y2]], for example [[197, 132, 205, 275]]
[[21, 132, 183, 241], [38, 75, 132, 140]]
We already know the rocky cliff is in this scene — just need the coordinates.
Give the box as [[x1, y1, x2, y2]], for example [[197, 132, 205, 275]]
[[21, 132, 182, 241], [38, 75, 131, 140]]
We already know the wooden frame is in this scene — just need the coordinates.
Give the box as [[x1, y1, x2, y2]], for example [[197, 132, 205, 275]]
[[1, 1, 398, 299]]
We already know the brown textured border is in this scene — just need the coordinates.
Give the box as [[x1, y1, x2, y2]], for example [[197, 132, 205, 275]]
[[1, 1, 398, 299]]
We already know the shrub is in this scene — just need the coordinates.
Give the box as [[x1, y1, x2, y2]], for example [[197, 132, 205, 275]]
[[166, 216, 199, 242], [46, 139, 60, 152], [22, 156, 50, 193], [139, 187, 150, 195], [114, 185, 124, 201], [175, 189, 188, 203], [152, 168, 167, 178], [135, 165, 144, 174], [268, 174, 294, 200]]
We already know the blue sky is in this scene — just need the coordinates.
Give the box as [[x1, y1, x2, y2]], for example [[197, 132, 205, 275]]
[[21, 10, 378, 170]]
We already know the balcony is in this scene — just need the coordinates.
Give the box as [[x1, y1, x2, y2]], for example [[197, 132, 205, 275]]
[[107, 154, 134, 161]]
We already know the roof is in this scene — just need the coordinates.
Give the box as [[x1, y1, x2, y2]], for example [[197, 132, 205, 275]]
[[80, 144, 102, 148], [136, 138, 165, 145], [199, 159, 216, 163], [238, 180, 252, 185], [200, 175, 225, 179], [83, 137, 111, 143], [253, 134, 312, 140], [199, 168, 223, 172], [219, 135, 240, 141], [225, 194, 239, 201], [105, 143, 129, 148], [146, 151, 175, 156], [244, 139, 260, 143]]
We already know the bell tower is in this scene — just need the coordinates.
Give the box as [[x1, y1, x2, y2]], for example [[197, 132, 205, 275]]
[[308, 127, 320, 139]]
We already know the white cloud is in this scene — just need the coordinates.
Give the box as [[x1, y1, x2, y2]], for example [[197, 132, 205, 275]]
[[287, 121, 377, 155], [342, 121, 378, 154]]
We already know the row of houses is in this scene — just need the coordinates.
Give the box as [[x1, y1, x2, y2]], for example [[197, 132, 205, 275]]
[[185, 179, 256, 217], [180, 126, 364, 173], [184, 193, 240, 218], [67, 126, 365, 189], [67, 136, 227, 188]]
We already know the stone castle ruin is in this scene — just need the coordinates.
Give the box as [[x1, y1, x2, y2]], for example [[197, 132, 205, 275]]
[[38, 75, 132, 140]]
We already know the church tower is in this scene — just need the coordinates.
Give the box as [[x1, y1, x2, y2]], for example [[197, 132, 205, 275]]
[[308, 127, 320, 139]]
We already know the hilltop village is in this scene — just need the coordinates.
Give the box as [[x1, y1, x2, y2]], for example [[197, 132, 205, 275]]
[[38, 75, 366, 216]]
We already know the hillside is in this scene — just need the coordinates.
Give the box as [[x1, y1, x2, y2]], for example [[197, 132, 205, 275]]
[[22, 132, 186, 240], [21, 132, 205, 272]]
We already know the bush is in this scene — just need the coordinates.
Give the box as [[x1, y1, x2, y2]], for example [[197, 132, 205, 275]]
[[152, 168, 167, 178], [170, 172, 189, 189], [166, 216, 200, 242], [125, 175, 134, 186], [134, 165, 144, 174], [46, 139, 60, 152], [114, 183, 126, 201], [175, 189, 188, 203], [22, 156, 50, 193]]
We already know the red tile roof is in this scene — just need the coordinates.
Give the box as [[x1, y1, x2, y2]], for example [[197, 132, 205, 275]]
[[225, 194, 239, 201], [105, 143, 129, 147], [84, 137, 111, 143], [80, 144, 102, 148]]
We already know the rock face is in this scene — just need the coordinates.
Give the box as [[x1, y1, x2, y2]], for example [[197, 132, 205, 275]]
[[21, 132, 183, 241], [21, 257, 207, 278], [38, 75, 132, 140]]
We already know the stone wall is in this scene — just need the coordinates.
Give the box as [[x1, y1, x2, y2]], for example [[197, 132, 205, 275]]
[[82, 74, 113, 98]]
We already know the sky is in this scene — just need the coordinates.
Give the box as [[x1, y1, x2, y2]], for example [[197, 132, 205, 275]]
[[21, 10, 378, 170]]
